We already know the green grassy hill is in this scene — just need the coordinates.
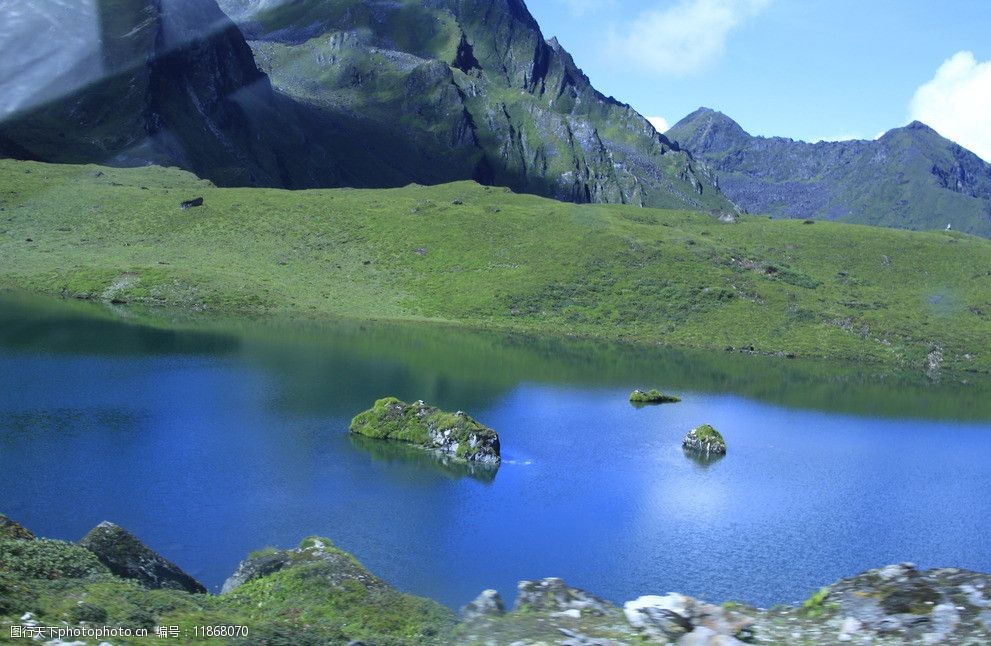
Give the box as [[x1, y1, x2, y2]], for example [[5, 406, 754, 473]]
[[1, 159, 989, 374]]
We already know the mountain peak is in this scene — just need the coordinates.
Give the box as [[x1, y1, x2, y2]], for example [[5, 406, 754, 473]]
[[667, 107, 749, 153]]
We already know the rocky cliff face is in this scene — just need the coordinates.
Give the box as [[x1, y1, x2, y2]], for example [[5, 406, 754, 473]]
[[213, 0, 732, 210], [0, 0, 339, 188], [667, 108, 991, 237]]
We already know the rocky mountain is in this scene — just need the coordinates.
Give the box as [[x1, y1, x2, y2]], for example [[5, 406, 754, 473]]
[[0, 0, 731, 210], [667, 108, 991, 237], [0, 0, 341, 188], [214, 0, 730, 209]]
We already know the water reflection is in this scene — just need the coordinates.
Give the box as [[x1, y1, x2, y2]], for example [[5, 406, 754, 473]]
[[682, 448, 726, 469], [349, 434, 499, 484]]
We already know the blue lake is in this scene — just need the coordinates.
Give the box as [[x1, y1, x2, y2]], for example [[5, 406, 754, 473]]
[[1, 294, 990, 608]]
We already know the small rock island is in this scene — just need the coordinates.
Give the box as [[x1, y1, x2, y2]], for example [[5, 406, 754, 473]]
[[629, 388, 681, 404], [682, 424, 727, 455], [350, 397, 501, 465]]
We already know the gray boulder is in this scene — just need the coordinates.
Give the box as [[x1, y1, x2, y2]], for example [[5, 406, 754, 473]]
[[624, 593, 754, 642], [515, 578, 613, 617], [79, 522, 205, 593], [460, 589, 505, 620]]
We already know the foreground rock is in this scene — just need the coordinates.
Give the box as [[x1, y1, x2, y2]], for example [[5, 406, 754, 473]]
[[4, 514, 990, 645], [516, 578, 613, 617], [629, 389, 681, 404], [624, 593, 754, 643], [683, 424, 727, 455], [350, 397, 500, 465], [458, 567, 991, 644], [460, 589, 505, 620], [78, 521, 206, 593]]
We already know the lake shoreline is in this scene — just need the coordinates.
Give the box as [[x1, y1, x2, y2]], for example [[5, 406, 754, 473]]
[[2, 514, 988, 645], [4, 286, 989, 387]]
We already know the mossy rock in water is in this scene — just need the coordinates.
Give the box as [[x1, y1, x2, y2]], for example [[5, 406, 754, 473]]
[[629, 389, 681, 404], [349, 398, 500, 465], [682, 424, 727, 455]]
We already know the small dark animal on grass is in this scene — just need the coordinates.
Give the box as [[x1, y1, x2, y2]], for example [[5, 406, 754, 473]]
[[180, 197, 204, 210]]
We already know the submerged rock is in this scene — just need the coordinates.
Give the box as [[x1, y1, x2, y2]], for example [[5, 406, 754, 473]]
[[683, 424, 727, 455], [0, 514, 35, 541], [349, 398, 500, 465], [629, 389, 681, 404], [78, 521, 206, 593], [460, 589, 505, 620]]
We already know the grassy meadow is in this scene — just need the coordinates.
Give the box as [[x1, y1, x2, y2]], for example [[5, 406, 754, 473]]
[[1, 159, 989, 374]]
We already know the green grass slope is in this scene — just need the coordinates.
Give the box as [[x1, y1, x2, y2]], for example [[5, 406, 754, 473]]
[[1, 159, 989, 374]]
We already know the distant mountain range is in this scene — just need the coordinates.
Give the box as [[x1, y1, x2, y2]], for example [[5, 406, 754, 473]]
[[667, 108, 991, 237], [0, 0, 729, 211]]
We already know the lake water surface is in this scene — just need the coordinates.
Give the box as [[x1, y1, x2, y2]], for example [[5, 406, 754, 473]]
[[1, 294, 990, 608]]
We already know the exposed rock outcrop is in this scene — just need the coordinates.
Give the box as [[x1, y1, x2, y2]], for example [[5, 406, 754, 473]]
[[460, 589, 505, 620], [624, 593, 754, 643], [682, 424, 727, 456], [223, 536, 358, 594], [515, 578, 612, 617], [349, 398, 500, 465], [78, 522, 206, 593]]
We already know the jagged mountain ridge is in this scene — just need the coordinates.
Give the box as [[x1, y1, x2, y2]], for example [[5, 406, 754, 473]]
[[216, 0, 731, 209], [667, 108, 991, 237], [0, 0, 731, 211]]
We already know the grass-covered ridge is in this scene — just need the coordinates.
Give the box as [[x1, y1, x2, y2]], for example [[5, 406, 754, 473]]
[[1, 159, 990, 374], [0, 520, 456, 645]]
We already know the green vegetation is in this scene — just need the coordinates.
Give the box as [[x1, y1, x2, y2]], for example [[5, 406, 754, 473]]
[[629, 389, 681, 404], [1, 159, 990, 375], [801, 587, 835, 619], [349, 397, 500, 463], [0, 525, 455, 645]]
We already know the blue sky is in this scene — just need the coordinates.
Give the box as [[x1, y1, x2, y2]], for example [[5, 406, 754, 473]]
[[526, 0, 991, 158]]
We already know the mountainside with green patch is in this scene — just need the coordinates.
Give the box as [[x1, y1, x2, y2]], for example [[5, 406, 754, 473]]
[[2, 159, 989, 376], [0, 0, 730, 211], [667, 108, 991, 237], [212, 0, 731, 209]]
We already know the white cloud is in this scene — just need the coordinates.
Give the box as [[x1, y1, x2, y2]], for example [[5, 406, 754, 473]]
[[552, 0, 616, 15], [910, 51, 991, 162], [646, 116, 670, 133], [606, 0, 771, 77]]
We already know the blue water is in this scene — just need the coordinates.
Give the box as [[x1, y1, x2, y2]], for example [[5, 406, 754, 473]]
[[1, 295, 990, 608]]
